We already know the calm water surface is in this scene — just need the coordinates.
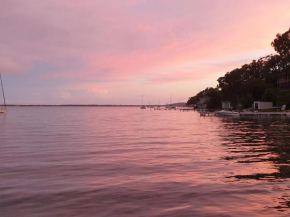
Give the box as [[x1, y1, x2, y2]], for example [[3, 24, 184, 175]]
[[1, 107, 290, 216]]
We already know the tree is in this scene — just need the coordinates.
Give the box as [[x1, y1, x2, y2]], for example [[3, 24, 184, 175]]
[[277, 90, 290, 108], [204, 88, 222, 109], [188, 28, 290, 110], [187, 87, 221, 109], [187, 89, 207, 106], [262, 88, 277, 104], [271, 28, 290, 57], [240, 94, 254, 108]]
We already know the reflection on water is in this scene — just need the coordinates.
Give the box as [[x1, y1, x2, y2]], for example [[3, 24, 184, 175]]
[[0, 107, 290, 216], [220, 118, 290, 212]]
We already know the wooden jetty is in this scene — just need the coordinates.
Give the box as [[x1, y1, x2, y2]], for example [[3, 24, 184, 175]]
[[239, 112, 290, 117], [180, 108, 195, 112], [196, 109, 215, 116], [199, 112, 215, 117], [196, 110, 290, 118]]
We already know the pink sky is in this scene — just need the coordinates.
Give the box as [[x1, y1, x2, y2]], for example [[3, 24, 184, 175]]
[[0, 0, 290, 104]]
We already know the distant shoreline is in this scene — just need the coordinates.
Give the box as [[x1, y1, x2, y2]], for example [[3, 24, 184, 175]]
[[2, 105, 144, 107], [1, 102, 187, 107]]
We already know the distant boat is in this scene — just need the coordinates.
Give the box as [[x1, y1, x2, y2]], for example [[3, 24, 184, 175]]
[[0, 73, 6, 114], [140, 94, 146, 109], [154, 98, 163, 110], [165, 104, 176, 110], [165, 94, 177, 110]]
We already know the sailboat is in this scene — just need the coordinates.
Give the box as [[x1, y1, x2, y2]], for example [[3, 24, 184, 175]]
[[157, 98, 161, 110], [165, 94, 176, 110], [140, 94, 146, 109], [0, 73, 6, 114], [154, 98, 162, 110]]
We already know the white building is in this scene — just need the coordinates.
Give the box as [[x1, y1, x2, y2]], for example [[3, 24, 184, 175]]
[[221, 101, 231, 109], [253, 101, 273, 110], [197, 97, 211, 109]]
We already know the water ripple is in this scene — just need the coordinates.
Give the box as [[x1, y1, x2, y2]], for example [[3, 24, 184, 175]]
[[1, 107, 290, 216]]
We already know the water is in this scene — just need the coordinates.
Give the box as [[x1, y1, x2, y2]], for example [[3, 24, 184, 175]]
[[1, 107, 290, 217]]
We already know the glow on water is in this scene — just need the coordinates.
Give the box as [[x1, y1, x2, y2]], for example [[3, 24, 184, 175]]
[[1, 107, 290, 216]]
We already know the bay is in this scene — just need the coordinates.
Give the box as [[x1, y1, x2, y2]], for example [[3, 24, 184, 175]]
[[1, 107, 290, 216]]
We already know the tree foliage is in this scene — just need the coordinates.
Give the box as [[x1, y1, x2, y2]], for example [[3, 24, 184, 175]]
[[271, 28, 290, 57], [187, 28, 290, 109]]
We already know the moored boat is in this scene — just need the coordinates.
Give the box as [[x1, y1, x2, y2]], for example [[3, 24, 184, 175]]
[[165, 105, 177, 110], [214, 110, 240, 117], [0, 73, 6, 114], [140, 94, 146, 109]]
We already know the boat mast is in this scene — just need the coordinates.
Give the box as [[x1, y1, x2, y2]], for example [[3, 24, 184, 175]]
[[0, 73, 6, 110]]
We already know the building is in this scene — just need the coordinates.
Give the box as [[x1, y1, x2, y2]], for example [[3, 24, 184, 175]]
[[221, 101, 231, 110], [253, 101, 273, 110], [197, 97, 211, 109]]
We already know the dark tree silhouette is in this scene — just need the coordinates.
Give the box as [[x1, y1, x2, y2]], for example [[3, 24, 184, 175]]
[[271, 28, 290, 57], [187, 28, 290, 109]]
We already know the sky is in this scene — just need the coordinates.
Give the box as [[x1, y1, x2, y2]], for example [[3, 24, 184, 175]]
[[0, 0, 290, 105]]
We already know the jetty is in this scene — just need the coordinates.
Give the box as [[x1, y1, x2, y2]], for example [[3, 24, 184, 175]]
[[239, 112, 290, 117], [212, 111, 290, 117], [200, 112, 215, 117], [180, 108, 195, 112], [197, 109, 215, 116]]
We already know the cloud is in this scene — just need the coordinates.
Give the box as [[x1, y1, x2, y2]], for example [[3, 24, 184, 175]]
[[1, 0, 290, 103], [0, 58, 31, 73]]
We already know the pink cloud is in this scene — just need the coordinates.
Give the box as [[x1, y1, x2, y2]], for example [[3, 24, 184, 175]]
[[1, 0, 290, 103], [68, 83, 109, 95], [0, 57, 31, 73]]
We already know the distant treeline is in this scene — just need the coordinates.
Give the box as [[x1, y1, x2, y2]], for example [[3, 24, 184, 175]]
[[187, 28, 290, 109]]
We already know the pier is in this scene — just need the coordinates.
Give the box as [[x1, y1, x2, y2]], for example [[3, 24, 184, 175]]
[[196, 110, 290, 118], [239, 112, 290, 117], [180, 108, 195, 112], [199, 112, 215, 117]]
